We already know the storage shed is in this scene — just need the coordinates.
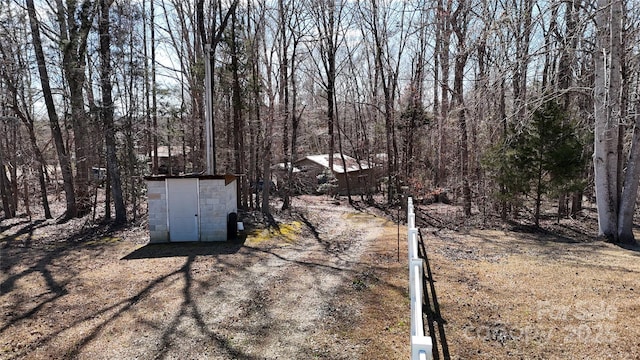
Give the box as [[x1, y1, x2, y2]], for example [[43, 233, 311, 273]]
[[145, 174, 237, 242]]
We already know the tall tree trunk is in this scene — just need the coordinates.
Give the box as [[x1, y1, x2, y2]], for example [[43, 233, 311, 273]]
[[104, 163, 111, 220], [230, 6, 245, 208], [22, 178, 31, 221], [26, 0, 77, 219], [289, 98, 301, 205], [8, 125, 17, 214], [56, 0, 95, 217], [436, 0, 451, 187], [432, 0, 440, 179], [66, 72, 91, 216], [475, 13, 489, 213], [288, 29, 302, 207], [100, 0, 126, 224], [326, 1, 336, 176], [618, 99, 640, 243], [559, 0, 579, 216], [593, 0, 622, 241], [151, 0, 159, 174], [534, 159, 544, 227], [262, 17, 275, 216], [250, 6, 261, 210], [337, 116, 353, 204], [499, 79, 508, 220], [0, 143, 12, 218], [262, 130, 272, 215], [198, 0, 239, 174], [452, 0, 471, 217], [559, 0, 578, 110], [279, 0, 291, 210], [616, 4, 636, 239], [541, 2, 558, 92], [371, 0, 395, 204], [18, 114, 52, 219]]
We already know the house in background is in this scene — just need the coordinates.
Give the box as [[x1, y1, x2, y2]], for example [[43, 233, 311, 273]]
[[270, 162, 301, 193], [149, 146, 191, 175], [294, 153, 377, 195]]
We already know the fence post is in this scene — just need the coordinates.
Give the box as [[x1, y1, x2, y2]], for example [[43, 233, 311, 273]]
[[408, 196, 433, 360], [408, 197, 415, 228], [408, 227, 419, 262]]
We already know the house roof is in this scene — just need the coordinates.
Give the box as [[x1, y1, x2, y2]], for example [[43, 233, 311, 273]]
[[297, 154, 371, 174], [151, 146, 190, 158], [271, 162, 301, 173]]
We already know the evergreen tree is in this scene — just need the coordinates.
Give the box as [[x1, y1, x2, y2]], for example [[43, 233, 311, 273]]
[[485, 101, 585, 226]]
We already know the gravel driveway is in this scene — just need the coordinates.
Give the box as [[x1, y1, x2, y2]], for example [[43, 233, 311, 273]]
[[1, 196, 398, 359]]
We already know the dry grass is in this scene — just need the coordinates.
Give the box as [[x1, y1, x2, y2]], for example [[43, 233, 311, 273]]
[[421, 207, 640, 360]]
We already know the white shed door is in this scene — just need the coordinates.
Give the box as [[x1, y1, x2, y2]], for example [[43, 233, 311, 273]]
[[167, 179, 199, 242]]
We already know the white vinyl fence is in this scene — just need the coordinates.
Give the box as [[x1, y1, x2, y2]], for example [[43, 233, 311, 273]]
[[407, 197, 433, 360]]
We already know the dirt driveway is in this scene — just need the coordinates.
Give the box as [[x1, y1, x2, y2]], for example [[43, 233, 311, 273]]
[[1, 196, 409, 359]]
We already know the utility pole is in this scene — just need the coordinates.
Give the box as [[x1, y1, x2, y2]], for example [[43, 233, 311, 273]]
[[204, 44, 216, 175]]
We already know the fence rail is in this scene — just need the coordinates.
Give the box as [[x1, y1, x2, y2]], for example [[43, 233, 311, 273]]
[[407, 197, 433, 360]]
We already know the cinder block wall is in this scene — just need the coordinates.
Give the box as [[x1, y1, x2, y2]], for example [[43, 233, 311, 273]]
[[147, 180, 169, 243], [199, 179, 237, 241]]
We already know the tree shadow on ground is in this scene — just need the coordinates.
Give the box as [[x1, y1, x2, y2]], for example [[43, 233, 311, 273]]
[[63, 254, 260, 360], [121, 236, 247, 260], [618, 242, 640, 252], [298, 212, 330, 250], [418, 228, 451, 360], [1, 221, 117, 296], [0, 219, 47, 250], [2, 221, 259, 359], [0, 221, 131, 356], [1, 220, 47, 285], [0, 216, 35, 232], [243, 244, 350, 274]]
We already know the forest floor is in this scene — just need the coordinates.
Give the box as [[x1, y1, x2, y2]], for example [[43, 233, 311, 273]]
[[1, 194, 639, 359]]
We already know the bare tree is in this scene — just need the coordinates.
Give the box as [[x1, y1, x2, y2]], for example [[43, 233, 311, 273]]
[[435, 0, 452, 187], [99, 0, 126, 224], [0, 9, 52, 219], [512, 0, 533, 124], [451, 0, 471, 216], [259, 0, 276, 215], [310, 0, 347, 176], [358, 0, 409, 203], [593, 0, 623, 241], [278, 0, 292, 209], [55, 0, 97, 216], [26, 0, 77, 219], [0, 117, 15, 218], [592, 0, 640, 244], [227, 3, 247, 207]]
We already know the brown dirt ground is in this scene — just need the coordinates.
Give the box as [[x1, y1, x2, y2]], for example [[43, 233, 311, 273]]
[[2, 196, 640, 359], [1, 195, 410, 360]]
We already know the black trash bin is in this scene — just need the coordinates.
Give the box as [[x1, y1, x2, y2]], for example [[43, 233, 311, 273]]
[[227, 212, 238, 240]]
